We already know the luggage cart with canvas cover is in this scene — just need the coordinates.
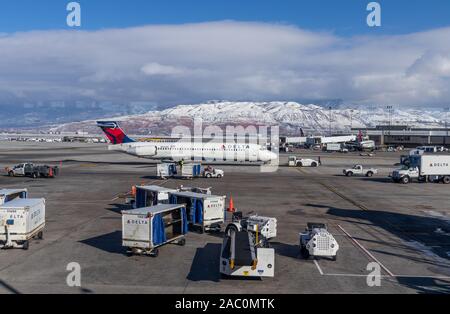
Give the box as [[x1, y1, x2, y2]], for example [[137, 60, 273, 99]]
[[169, 191, 225, 233], [0, 188, 27, 205], [134, 185, 177, 208], [122, 204, 189, 257]]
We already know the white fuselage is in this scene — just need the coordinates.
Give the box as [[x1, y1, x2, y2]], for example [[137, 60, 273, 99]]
[[108, 141, 278, 163]]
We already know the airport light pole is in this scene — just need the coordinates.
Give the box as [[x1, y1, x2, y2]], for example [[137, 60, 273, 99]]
[[386, 105, 393, 127], [445, 107, 450, 147], [329, 106, 332, 136], [350, 109, 354, 132]]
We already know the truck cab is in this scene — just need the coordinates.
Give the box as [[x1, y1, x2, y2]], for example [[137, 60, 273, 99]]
[[392, 166, 420, 184], [8, 163, 33, 177]]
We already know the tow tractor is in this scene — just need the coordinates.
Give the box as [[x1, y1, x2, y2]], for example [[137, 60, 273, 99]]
[[288, 156, 319, 167], [299, 223, 339, 260], [202, 166, 224, 179], [220, 212, 277, 278]]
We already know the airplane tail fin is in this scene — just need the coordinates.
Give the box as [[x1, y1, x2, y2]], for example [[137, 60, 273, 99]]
[[358, 130, 363, 142], [96, 121, 135, 144]]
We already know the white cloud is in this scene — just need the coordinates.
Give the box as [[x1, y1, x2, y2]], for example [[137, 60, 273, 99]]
[[141, 63, 185, 76], [0, 21, 449, 108]]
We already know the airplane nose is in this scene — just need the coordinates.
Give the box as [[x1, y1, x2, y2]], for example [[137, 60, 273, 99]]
[[269, 151, 278, 161], [259, 150, 278, 162]]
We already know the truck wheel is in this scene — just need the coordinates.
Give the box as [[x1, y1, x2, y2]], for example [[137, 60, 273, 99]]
[[443, 176, 450, 185], [22, 241, 29, 250], [150, 248, 159, 258], [401, 176, 410, 184], [32, 173, 38, 179], [225, 224, 239, 236], [301, 247, 310, 259], [311, 162, 318, 167], [8, 171, 14, 177], [217, 174, 223, 178], [206, 173, 212, 178], [297, 162, 303, 167], [37, 231, 43, 240], [366, 172, 373, 177], [346, 172, 353, 177]]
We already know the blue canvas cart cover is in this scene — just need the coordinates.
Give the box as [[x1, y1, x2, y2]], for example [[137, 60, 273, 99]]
[[181, 207, 188, 234], [152, 214, 166, 245]]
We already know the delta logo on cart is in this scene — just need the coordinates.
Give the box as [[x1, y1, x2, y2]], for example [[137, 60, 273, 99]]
[[127, 219, 148, 225]]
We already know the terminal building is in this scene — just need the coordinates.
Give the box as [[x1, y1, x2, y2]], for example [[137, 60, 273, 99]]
[[353, 125, 450, 147]]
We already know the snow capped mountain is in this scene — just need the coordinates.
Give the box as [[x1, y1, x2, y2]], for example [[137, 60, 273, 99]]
[[51, 101, 449, 136]]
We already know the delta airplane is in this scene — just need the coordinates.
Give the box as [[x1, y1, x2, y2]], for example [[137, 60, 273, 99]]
[[97, 121, 278, 163]]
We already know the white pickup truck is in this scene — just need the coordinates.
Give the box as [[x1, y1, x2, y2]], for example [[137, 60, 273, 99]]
[[343, 165, 378, 177]]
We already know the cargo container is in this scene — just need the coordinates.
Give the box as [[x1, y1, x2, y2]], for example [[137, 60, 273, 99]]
[[169, 191, 225, 233], [121, 204, 188, 257], [181, 163, 202, 178], [0, 188, 27, 205], [156, 163, 178, 178], [325, 143, 342, 152], [134, 185, 177, 208], [0, 198, 45, 249]]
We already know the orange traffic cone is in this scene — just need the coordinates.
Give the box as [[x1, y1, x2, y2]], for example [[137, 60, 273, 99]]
[[228, 197, 236, 213]]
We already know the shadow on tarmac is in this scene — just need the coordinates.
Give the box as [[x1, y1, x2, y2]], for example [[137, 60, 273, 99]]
[[80, 231, 124, 255], [311, 203, 450, 293], [187, 243, 222, 282]]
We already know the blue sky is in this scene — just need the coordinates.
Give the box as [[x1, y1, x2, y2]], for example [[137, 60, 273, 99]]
[[0, 1, 450, 110], [0, 0, 449, 35]]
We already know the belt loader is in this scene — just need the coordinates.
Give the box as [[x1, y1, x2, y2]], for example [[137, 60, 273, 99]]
[[220, 212, 276, 278]]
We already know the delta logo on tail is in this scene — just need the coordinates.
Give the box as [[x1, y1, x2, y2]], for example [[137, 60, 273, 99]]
[[97, 121, 135, 144], [357, 130, 364, 142]]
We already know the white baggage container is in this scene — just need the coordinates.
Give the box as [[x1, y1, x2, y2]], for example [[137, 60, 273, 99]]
[[169, 191, 226, 233], [122, 204, 188, 257], [157, 163, 178, 178], [0, 188, 27, 205], [135, 185, 177, 208], [181, 164, 202, 178], [412, 155, 450, 176], [0, 198, 45, 249]]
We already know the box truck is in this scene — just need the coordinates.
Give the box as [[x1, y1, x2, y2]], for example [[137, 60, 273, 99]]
[[0, 198, 45, 249], [392, 155, 450, 184]]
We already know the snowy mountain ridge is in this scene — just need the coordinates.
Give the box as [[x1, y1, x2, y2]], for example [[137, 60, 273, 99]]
[[51, 101, 449, 136]]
